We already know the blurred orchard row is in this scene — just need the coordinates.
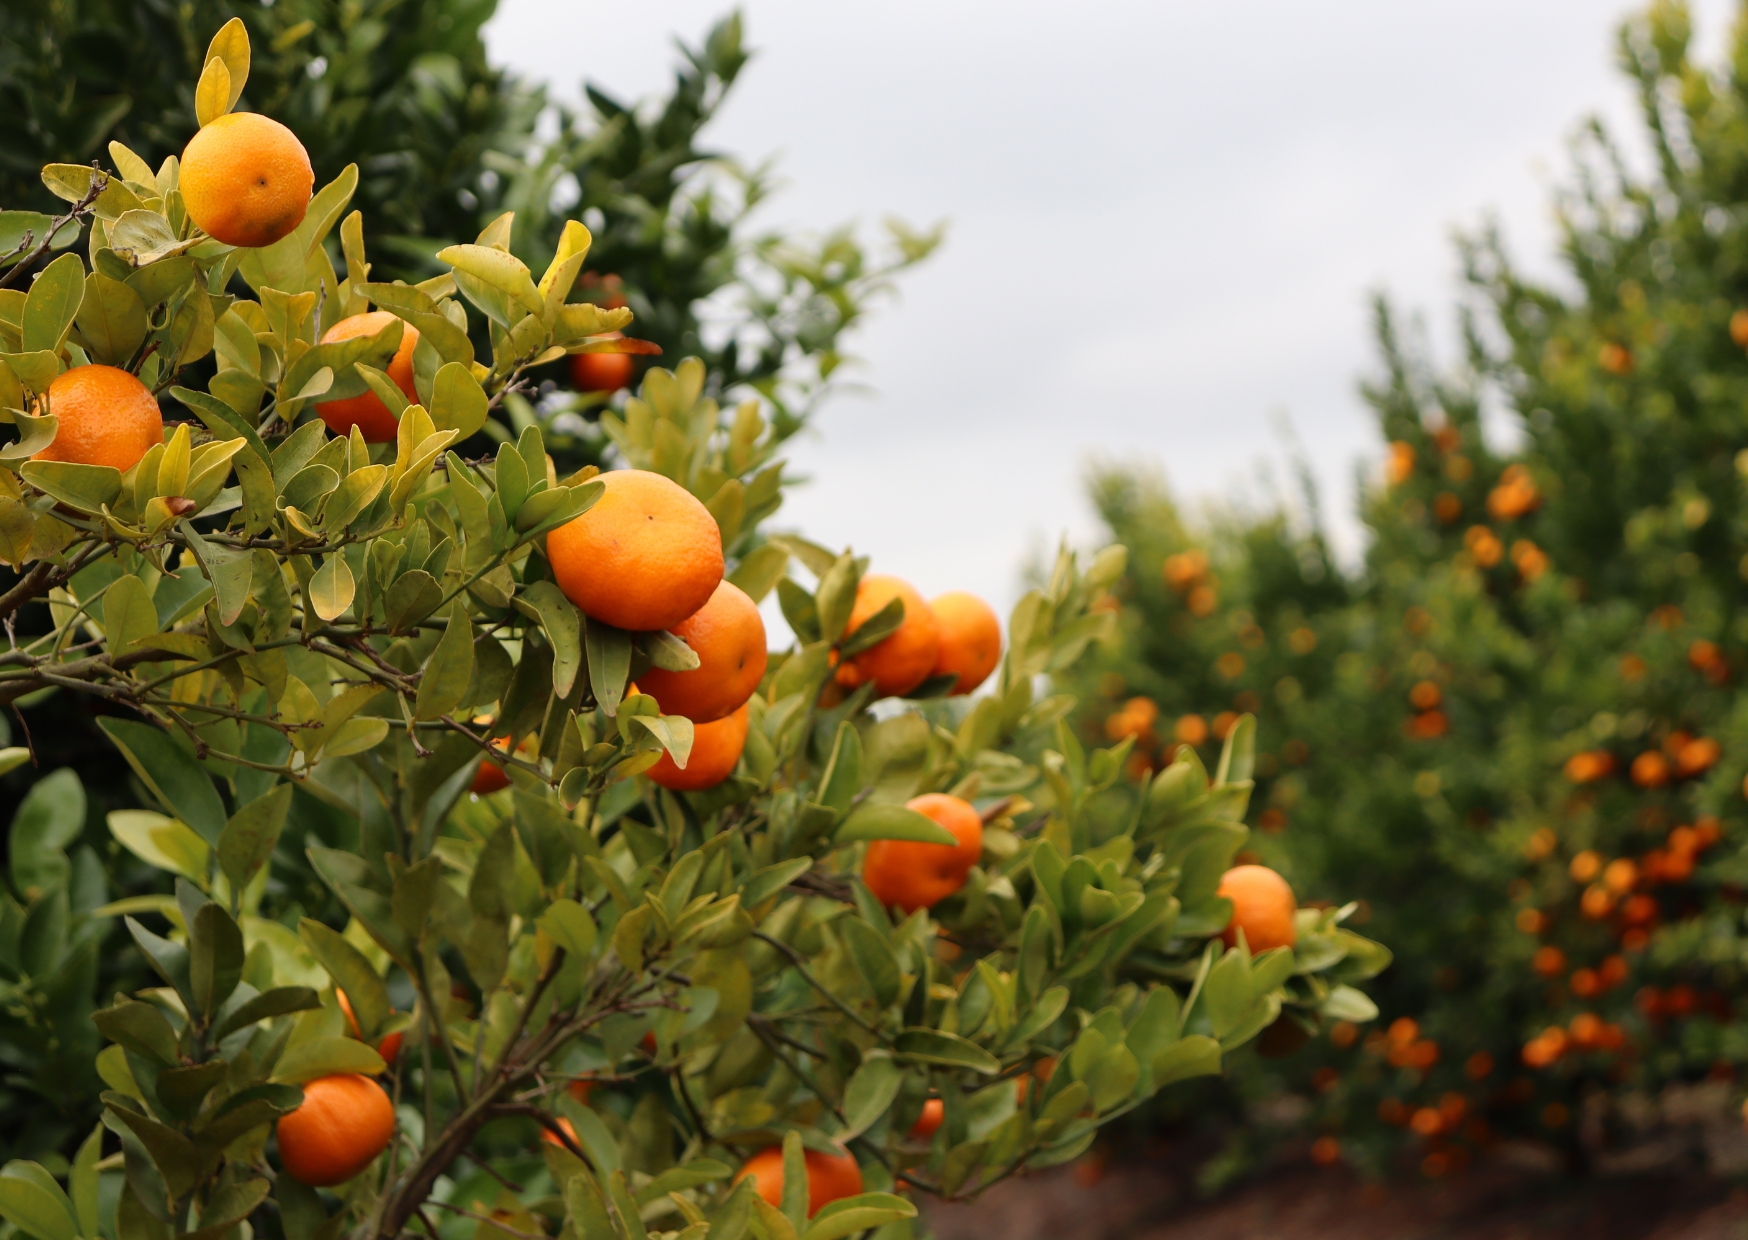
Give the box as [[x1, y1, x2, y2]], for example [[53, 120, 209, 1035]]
[[1069, 0, 1748, 1185]]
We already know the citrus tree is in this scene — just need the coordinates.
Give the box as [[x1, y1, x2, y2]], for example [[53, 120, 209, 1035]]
[[1071, 0, 1748, 1180], [0, 18, 1384, 1240]]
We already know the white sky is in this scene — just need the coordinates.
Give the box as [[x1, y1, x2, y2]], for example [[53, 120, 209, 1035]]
[[488, 1, 1734, 615]]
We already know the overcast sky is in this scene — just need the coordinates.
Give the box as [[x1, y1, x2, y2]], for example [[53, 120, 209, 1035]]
[[487, 1, 1733, 614]]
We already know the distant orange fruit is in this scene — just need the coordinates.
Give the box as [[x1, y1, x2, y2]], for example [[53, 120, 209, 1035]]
[[275, 1074, 394, 1186], [928, 591, 1001, 695], [910, 1098, 944, 1141], [316, 312, 419, 442], [734, 1145, 863, 1218], [34, 365, 163, 471], [646, 702, 749, 792], [1731, 308, 1748, 348], [1631, 751, 1671, 788], [570, 333, 635, 393], [1676, 737, 1721, 778], [833, 575, 941, 698], [1564, 750, 1615, 783], [636, 581, 767, 722], [548, 470, 723, 632], [472, 759, 511, 795], [1217, 864, 1298, 953], [180, 112, 314, 248], [863, 793, 983, 913]]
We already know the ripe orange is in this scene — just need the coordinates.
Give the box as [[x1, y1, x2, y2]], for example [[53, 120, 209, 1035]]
[[862, 792, 982, 913], [646, 701, 749, 792], [547, 469, 723, 633], [571, 333, 635, 393], [636, 581, 767, 722], [34, 365, 162, 472], [834, 575, 941, 699], [335, 990, 403, 1066], [316, 312, 419, 442], [910, 1098, 944, 1141], [540, 1116, 579, 1148], [180, 112, 314, 249], [928, 591, 1001, 695], [1217, 864, 1298, 953], [472, 760, 510, 795], [734, 1145, 863, 1217], [275, 1073, 395, 1186]]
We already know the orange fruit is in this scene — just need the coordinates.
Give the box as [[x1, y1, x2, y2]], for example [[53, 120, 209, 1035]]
[[834, 575, 941, 698], [646, 701, 749, 792], [1217, 864, 1298, 952], [862, 792, 982, 913], [910, 1098, 944, 1141], [275, 1073, 395, 1186], [540, 1116, 578, 1148], [472, 761, 510, 795], [928, 591, 1001, 695], [636, 581, 767, 722], [180, 112, 314, 249], [34, 365, 162, 472], [734, 1145, 863, 1217], [571, 333, 635, 393], [316, 311, 419, 442], [336, 990, 403, 1066], [547, 469, 723, 632]]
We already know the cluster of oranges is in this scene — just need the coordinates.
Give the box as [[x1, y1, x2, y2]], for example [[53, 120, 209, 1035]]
[[1101, 694, 1239, 778], [1366, 1016, 1440, 1073], [1521, 1013, 1629, 1068], [1564, 733, 1722, 789], [1403, 679, 1447, 740], [275, 989, 409, 1186], [1162, 548, 1217, 617], [831, 575, 1002, 700], [1485, 464, 1541, 522]]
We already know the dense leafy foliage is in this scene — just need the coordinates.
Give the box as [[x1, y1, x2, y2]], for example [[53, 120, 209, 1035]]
[[0, 18, 1381, 1240]]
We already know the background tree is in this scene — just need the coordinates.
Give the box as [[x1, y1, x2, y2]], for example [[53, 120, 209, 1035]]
[[1069, 0, 1748, 1180]]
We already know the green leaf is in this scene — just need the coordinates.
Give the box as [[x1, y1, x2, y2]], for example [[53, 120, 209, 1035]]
[[838, 596, 904, 657], [23, 253, 84, 354], [429, 362, 489, 440], [839, 1055, 902, 1140], [414, 603, 475, 720], [298, 918, 391, 1040], [9, 768, 83, 896], [270, 1035, 385, 1084], [584, 616, 631, 717], [108, 810, 209, 882], [322, 464, 388, 532], [20, 461, 122, 513], [188, 901, 245, 1017], [515, 582, 582, 697], [628, 713, 693, 768], [838, 916, 899, 1008], [835, 804, 955, 846], [893, 1028, 1000, 1074], [203, 18, 251, 112], [537, 899, 598, 961], [99, 719, 227, 843], [75, 272, 148, 366], [106, 1101, 200, 1197], [69, 1127, 100, 1238], [727, 542, 789, 603], [742, 859, 812, 908], [438, 244, 543, 318], [211, 986, 321, 1041], [182, 1179, 268, 1240], [1321, 984, 1380, 1022], [216, 784, 291, 896], [103, 573, 158, 652], [0, 1162, 78, 1240], [801, 1194, 916, 1240], [1151, 1034, 1221, 1087], [384, 569, 442, 634], [92, 998, 180, 1065], [307, 555, 355, 623], [1214, 713, 1255, 785]]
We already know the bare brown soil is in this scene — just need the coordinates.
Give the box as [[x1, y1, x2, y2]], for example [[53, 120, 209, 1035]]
[[923, 1157, 1748, 1240]]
